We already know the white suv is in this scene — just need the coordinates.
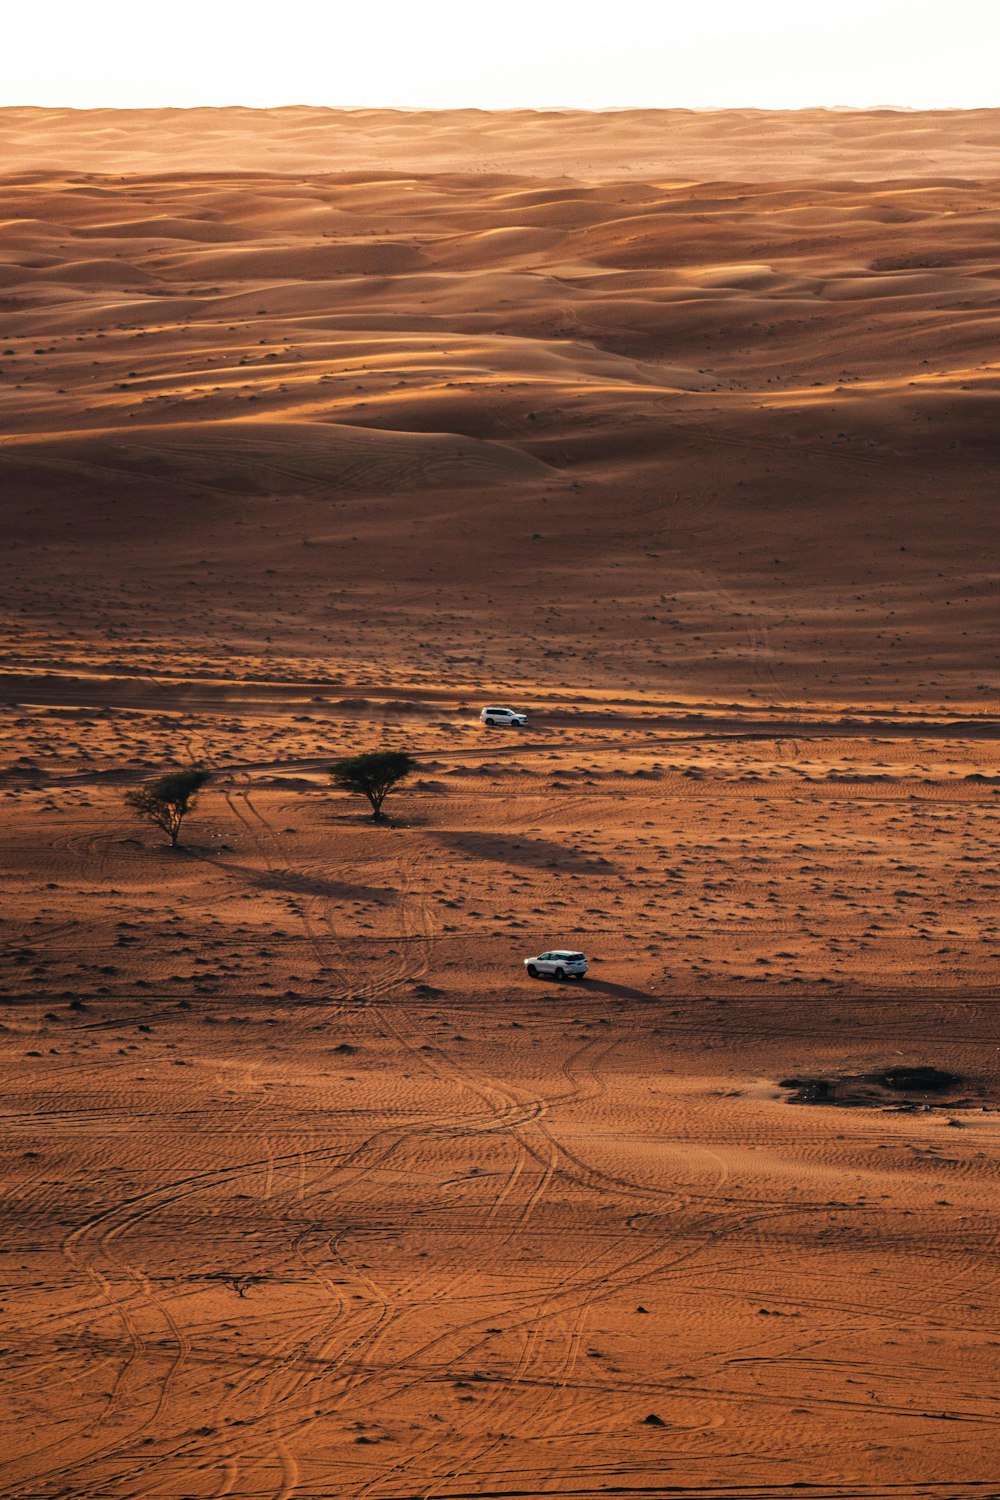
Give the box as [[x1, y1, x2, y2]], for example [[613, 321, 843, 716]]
[[480, 706, 527, 727], [524, 950, 589, 981]]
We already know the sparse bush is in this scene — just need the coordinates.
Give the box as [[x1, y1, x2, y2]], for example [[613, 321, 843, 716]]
[[125, 768, 209, 848], [330, 750, 416, 821]]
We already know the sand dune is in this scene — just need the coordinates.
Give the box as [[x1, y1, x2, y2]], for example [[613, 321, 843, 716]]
[[5, 105, 1000, 178], [3, 146, 999, 704], [2, 108, 1000, 1500], [1, 418, 551, 505]]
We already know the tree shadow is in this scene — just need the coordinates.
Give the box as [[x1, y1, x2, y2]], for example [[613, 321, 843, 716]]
[[196, 853, 393, 903], [320, 809, 428, 829], [430, 829, 616, 875]]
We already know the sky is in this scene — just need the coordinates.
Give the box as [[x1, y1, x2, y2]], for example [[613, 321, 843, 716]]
[[3, 0, 999, 111]]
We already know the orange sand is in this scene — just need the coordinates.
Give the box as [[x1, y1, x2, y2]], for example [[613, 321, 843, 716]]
[[1, 109, 999, 1500]]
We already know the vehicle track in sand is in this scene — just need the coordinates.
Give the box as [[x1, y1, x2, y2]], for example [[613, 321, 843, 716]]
[[166, 792, 1000, 1494], [8, 703, 999, 1495], [141, 793, 572, 1499], [164, 795, 666, 1497]]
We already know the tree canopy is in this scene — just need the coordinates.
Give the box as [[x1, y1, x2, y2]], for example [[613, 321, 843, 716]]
[[125, 768, 209, 847], [329, 750, 416, 821]]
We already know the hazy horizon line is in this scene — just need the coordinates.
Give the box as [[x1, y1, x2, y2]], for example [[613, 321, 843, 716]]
[[4, 101, 1000, 115]]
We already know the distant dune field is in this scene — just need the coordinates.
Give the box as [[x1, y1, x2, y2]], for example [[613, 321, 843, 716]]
[[1, 109, 999, 1500], [2, 109, 999, 704], [6, 104, 1000, 177]]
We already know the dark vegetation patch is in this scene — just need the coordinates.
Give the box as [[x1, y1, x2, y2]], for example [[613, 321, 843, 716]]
[[779, 1065, 982, 1111], [873, 1065, 959, 1093]]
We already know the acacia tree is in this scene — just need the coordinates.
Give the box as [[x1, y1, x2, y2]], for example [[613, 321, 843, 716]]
[[125, 768, 209, 848], [330, 750, 416, 822]]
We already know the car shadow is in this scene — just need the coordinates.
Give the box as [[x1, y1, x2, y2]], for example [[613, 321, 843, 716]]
[[582, 978, 662, 1002]]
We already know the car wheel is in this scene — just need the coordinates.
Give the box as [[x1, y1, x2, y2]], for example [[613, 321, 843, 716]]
[[554, 967, 566, 981], [526, 964, 538, 978]]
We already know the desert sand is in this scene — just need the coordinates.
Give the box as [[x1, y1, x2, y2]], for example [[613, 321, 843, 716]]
[[1, 108, 999, 1500]]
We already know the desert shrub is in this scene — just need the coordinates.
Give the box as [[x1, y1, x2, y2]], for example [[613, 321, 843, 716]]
[[125, 768, 209, 847], [329, 750, 416, 821]]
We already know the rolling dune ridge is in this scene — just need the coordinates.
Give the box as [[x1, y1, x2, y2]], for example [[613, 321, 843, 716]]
[[1, 109, 999, 1500]]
